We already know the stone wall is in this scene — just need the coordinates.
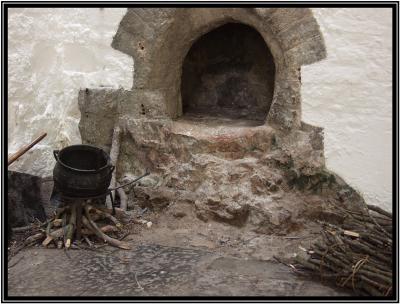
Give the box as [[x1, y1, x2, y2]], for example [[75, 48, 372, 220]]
[[7, 8, 393, 211]]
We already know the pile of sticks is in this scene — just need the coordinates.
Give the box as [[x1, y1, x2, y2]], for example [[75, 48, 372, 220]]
[[15, 203, 132, 251], [295, 201, 392, 296]]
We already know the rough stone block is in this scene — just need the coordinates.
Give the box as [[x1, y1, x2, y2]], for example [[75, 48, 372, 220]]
[[8, 171, 47, 229]]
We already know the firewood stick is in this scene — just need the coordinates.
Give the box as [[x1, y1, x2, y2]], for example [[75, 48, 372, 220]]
[[82, 215, 130, 250], [24, 232, 44, 244], [305, 248, 391, 286], [42, 236, 53, 247], [8, 133, 47, 165], [83, 236, 93, 247], [296, 200, 392, 297], [49, 228, 64, 238], [76, 203, 83, 242], [52, 219, 63, 227], [93, 209, 122, 228], [316, 240, 391, 271], [367, 215, 391, 239], [65, 204, 77, 248], [296, 256, 337, 274], [85, 211, 104, 222], [106, 124, 122, 209], [304, 256, 389, 292], [360, 282, 385, 296], [12, 225, 34, 233], [312, 245, 352, 265], [342, 238, 392, 264], [96, 207, 131, 223], [319, 248, 391, 276], [46, 220, 53, 238], [82, 206, 130, 250], [117, 185, 128, 211], [357, 269, 392, 285], [43, 220, 57, 247], [328, 200, 392, 227], [55, 207, 67, 219], [81, 225, 119, 235], [367, 204, 392, 219], [62, 212, 67, 233]]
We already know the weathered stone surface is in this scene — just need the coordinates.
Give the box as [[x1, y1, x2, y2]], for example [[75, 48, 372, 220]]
[[111, 8, 326, 129], [8, 8, 392, 211], [8, 171, 47, 229], [109, 115, 361, 232], [8, 245, 350, 296]]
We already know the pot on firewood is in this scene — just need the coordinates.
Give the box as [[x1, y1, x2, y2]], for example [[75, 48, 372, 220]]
[[53, 144, 114, 198]]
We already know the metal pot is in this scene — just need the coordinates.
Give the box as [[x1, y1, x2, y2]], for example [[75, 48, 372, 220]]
[[53, 144, 114, 198]]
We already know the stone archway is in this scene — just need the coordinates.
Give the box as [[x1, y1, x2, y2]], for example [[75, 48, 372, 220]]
[[111, 8, 326, 131]]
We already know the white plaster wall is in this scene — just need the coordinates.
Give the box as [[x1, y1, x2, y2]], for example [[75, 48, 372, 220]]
[[303, 8, 393, 211], [7, 8, 393, 211], [7, 8, 132, 176]]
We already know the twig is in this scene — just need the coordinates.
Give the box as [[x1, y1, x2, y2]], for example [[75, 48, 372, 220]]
[[117, 185, 128, 211], [82, 206, 131, 250], [106, 124, 122, 209], [273, 255, 306, 276], [12, 225, 34, 233], [367, 204, 392, 219], [93, 209, 122, 228], [65, 204, 77, 248], [63, 248, 71, 259], [134, 272, 144, 290], [8, 256, 24, 268], [119, 231, 130, 241], [83, 236, 93, 247]]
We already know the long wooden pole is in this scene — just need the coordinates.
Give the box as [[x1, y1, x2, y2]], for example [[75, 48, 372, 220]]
[[8, 133, 47, 166]]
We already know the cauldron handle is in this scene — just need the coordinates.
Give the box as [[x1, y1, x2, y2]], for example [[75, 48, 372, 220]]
[[53, 150, 60, 161]]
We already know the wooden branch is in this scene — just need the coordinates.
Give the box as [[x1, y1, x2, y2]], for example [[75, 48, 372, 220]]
[[81, 225, 119, 235], [83, 236, 93, 247], [295, 200, 392, 297], [76, 203, 83, 242], [82, 215, 130, 250], [106, 124, 122, 209], [12, 225, 34, 233], [117, 184, 128, 211], [82, 206, 130, 250], [96, 207, 132, 223], [93, 209, 122, 228], [24, 232, 44, 244], [367, 204, 392, 219], [8, 133, 47, 166], [65, 204, 77, 248]]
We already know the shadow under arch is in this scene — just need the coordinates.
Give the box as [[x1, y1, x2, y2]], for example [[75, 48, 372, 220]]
[[180, 22, 276, 124]]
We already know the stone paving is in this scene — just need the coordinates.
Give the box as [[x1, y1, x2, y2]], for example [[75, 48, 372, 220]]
[[8, 243, 351, 297]]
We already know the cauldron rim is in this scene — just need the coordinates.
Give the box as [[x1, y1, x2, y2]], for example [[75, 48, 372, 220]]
[[55, 144, 111, 173]]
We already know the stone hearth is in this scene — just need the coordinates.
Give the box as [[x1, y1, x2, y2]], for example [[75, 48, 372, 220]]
[[78, 8, 365, 232]]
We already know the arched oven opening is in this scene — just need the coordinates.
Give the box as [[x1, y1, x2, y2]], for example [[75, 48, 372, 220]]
[[181, 23, 275, 125]]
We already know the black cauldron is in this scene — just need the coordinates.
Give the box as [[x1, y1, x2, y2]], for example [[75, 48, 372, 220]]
[[53, 144, 114, 198]]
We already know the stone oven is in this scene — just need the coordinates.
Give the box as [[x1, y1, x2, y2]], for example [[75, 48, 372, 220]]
[[79, 8, 363, 230]]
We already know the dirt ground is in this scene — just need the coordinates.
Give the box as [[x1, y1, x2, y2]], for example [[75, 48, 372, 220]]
[[7, 202, 353, 297]]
